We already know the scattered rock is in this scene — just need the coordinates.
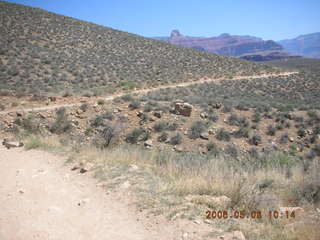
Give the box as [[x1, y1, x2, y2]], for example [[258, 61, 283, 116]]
[[129, 164, 139, 171], [120, 181, 131, 189], [18, 189, 25, 194], [174, 146, 184, 152], [211, 103, 222, 109], [200, 132, 209, 140], [174, 101, 192, 117], [153, 111, 162, 118], [49, 96, 57, 102], [2, 139, 24, 149], [181, 232, 189, 240], [16, 111, 23, 117], [137, 111, 144, 118], [113, 108, 122, 113], [144, 140, 153, 148], [208, 129, 215, 135], [200, 112, 208, 119]]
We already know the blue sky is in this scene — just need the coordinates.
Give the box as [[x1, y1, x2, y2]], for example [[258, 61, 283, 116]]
[[6, 0, 320, 40]]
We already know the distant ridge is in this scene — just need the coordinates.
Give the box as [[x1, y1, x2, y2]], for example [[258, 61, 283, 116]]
[[0, 1, 276, 96], [278, 32, 320, 59], [152, 30, 291, 60]]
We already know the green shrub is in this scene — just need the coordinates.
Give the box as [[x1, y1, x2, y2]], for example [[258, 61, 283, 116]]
[[249, 135, 262, 145], [216, 128, 231, 141], [188, 120, 207, 139], [50, 107, 72, 134], [206, 142, 220, 156], [234, 127, 250, 138], [125, 128, 148, 144], [252, 112, 261, 123], [97, 99, 105, 105], [266, 125, 276, 136], [170, 133, 182, 145], [225, 144, 238, 158], [80, 103, 89, 112], [157, 132, 168, 142], [128, 100, 141, 110], [153, 120, 169, 132]]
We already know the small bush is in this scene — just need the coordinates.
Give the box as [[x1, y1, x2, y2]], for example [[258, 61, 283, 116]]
[[252, 112, 261, 123], [0, 103, 5, 111], [312, 144, 320, 156], [249, 135, 262, 145], [14, 114, 40, 134], [125, 128, 148, 144], [208, 113, 219, 122], [157, 132, 168, 142], [128, 100, 141, 110], [50, 107, 72, 134], [91, 115, 105, 128], [225, 144, 238, 158], [266, 125, 276, 136], [188, 120, 207, 139], [216, 128, 231, 141], [279, 132, 289, 144], [222, 105, 233, 113], [234, 127, 250, 138], [170, 133, 182, 145], [206, 142, 220, 156], [97, 99, 105, 105], [80, 103, 89, 112], [297, 128, 306, 138], [153, 121, 169, 132], [168, 122, 179, 131], [99, 122, 121, 148], [101, 111, 114, 121], [121, 94, 134, 102]]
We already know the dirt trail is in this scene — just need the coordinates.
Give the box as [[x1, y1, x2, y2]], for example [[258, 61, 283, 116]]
[[0, 72, 298, 115], [0, 145, 196, 240]]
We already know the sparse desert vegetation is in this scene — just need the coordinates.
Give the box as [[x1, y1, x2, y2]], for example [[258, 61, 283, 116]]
[[1, 1, 320, 239], [0, 1, 277, 98]]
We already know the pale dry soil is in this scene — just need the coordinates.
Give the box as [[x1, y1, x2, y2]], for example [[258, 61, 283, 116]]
[[0, 145, 211, 240]]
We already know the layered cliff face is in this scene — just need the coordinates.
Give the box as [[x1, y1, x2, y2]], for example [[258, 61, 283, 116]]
[[153, 30, 286, 58], [278, 32, 320, 59]]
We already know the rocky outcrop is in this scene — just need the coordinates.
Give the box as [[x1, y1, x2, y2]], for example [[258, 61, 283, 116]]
[[174, 100, 192, 117], [153, 30, 288, 59]]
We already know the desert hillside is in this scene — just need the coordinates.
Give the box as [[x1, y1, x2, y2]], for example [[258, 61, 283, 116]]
[[0, 1, 276, 97]]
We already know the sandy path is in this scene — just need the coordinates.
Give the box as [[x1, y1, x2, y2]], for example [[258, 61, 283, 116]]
[[0, 71, 298, 115], [0, 145, 179, 240]]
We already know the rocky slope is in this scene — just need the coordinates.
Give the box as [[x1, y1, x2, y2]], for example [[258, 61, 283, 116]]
[[0, 1, 275, 97]]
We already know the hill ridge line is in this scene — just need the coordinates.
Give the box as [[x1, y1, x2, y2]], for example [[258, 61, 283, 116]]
[[0, 71, 298, 115]]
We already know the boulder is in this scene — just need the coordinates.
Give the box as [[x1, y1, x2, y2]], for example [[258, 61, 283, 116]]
[[2, 139, 24, 149], [49, 96, 57, 102], [153, 111, 162, 118], [200, 132, 209, 140], [174, 102, 192, 117], [174, 146, 184, 152], [200, 112, 208, 119], [211, 102, 222, 109], [144, 140, 153, 148]]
